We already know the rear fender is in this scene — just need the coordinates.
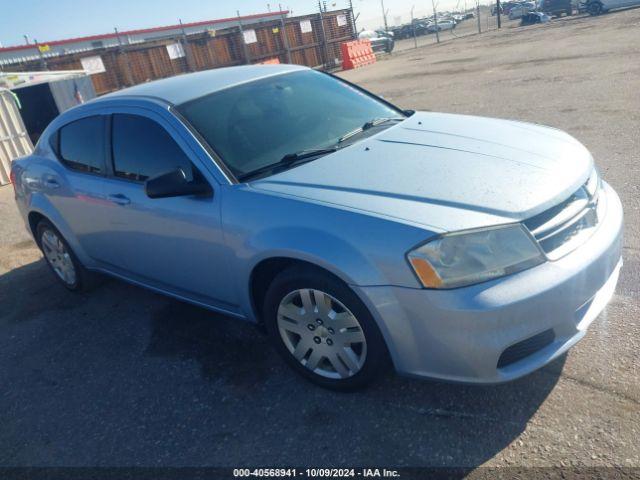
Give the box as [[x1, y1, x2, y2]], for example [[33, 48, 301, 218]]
[[26, 192, 93, 267]]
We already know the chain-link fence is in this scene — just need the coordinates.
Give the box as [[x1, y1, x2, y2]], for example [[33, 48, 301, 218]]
[[1, 3, 358, 95], [373, 2, 500, 53]]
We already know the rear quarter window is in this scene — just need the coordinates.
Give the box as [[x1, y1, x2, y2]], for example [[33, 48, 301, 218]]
[[57, 116, 105, 174]]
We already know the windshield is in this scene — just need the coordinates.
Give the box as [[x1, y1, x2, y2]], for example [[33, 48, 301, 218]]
[[177, 70, 404, 180]]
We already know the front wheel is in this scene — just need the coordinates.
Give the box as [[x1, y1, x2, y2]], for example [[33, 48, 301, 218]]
[[263, 266, 389, 390]]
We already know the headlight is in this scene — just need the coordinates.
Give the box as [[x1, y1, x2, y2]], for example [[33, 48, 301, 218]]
[[407, 224, 545, 289]]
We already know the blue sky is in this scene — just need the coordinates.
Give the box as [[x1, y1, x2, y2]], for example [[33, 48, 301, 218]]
[[1, 0, 463, 47]]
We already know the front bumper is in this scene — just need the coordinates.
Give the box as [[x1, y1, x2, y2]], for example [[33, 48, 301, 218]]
[[355, 182, 623, 383]]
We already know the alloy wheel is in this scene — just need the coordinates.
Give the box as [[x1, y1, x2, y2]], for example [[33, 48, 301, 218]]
[[277, 288, 367, 379]]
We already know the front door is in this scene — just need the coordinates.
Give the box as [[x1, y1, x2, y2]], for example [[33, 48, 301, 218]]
[[94, 110, 237, 313]]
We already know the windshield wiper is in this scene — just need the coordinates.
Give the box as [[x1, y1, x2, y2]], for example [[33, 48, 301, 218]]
[[338, 117, 404, 144], [239, 147, 339, 182], [279, 147, 339, 164]]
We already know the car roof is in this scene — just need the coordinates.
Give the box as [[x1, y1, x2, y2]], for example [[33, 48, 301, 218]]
[[97, 64, 308, 106]]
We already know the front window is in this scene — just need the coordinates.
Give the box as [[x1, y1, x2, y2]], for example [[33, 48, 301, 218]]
[[111, 114, 195, 182], [177, 70, 404, 181]]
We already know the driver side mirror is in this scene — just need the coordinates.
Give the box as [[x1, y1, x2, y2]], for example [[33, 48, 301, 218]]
[[145, 168, 213, 199]]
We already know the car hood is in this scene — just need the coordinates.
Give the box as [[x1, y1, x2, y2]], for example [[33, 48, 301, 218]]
[[251, 112, 593, 232]]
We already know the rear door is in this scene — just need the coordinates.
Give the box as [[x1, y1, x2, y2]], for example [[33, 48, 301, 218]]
[[48, 114, 111, 260]]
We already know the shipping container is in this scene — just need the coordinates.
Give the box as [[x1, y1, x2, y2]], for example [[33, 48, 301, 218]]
[[0, 88, 33, 185], [8, 71, 96, 144]]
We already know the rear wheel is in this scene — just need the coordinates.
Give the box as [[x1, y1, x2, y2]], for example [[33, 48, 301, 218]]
[[588, 1, 603, 14], [36, 220, 92, 291], [263, 266, 389, 390]]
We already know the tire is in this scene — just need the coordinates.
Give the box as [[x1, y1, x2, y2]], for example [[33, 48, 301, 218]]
[[263, 265, 389, 391], [36, 219, 93, 292], [588, 1, 603, 14]]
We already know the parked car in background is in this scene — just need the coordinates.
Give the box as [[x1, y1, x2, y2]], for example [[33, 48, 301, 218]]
[[538, 0, 573, 16], [501, 1, 520, 14], [375, 29, 394, 39], [509, 2, 536, 19], [521, 11, 552, 23], [427, 20, 456, 32], [585, 0, 640, 14], [412, 21, 431, 35], [391, 24, 412, 39], [11, 65, 623, 390], [392, 21, 429, 39], [358, 30, 395, 53]]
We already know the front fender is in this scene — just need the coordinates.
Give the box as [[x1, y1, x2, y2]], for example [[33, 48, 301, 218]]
[[237, 227, 386, 322], [222, 186, 434, 320], [246, 226, 382, 286]]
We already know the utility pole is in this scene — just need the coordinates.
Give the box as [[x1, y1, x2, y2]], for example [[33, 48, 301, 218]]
[[178, 19, 196, 72], [114, 28, 134, 86], [380, 0, 389, 33], [317, 0, 330, 68], [411, 5, 418, 49], [33, 39, 48, 69], [476, 0, 482, 33], [348, 0, 358, 36], [432, 0, 440, 44], [237, 10, 251, 64], [279, 3, 292, 63], [496, 0, 502, 28]]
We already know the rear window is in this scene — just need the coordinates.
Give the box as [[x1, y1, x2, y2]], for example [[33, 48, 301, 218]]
[[58, 116, 104, 174]]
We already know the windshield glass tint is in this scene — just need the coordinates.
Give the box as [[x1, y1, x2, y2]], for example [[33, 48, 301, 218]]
[[177, 70, 403, 179]]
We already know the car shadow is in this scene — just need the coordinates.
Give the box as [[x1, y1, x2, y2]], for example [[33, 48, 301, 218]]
[[145, 295, 566, 467], [0, 259, 564, 468]]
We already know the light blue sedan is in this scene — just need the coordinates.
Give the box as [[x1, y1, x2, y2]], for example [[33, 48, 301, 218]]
[[11, 65, 623, 390]]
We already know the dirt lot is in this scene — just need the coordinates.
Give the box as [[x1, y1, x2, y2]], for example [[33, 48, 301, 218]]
[[1, 8, 639, 472]]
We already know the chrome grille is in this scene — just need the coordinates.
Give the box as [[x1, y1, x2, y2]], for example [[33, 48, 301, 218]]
[[524, 179, 602, 260]]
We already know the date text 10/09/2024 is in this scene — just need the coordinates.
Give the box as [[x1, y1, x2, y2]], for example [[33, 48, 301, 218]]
[[233, 469, 401, 478]]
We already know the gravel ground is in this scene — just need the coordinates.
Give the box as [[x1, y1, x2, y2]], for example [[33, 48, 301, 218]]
[[0, 7, 639, 472]]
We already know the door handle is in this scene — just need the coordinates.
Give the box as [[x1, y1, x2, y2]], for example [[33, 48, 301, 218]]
[[44, 178, 60, 189], [108, 193, 131, 205]]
